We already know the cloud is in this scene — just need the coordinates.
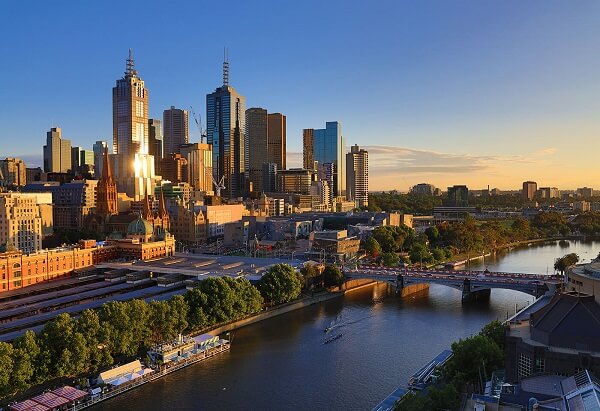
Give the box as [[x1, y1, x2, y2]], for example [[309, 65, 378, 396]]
[[362, 145, 522, 176], [534, 147, 557, 156]]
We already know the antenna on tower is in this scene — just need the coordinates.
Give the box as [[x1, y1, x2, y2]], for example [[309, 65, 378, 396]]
[[223, 47, 229, 86], [126, 48, 136, 76]]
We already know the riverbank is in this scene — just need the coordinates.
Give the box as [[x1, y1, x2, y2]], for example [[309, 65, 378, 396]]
[[208, 279, 377, 336]]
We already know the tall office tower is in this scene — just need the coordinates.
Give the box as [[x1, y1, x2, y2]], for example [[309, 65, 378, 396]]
[[71, 147, 82, 174], [522, 181, 537, 201], [96, 148, 118, 217], [161, 153, 188, 184], [245, 108, 268, 192], [111, 50, 155, 199], [267, 113, 286, 171], [80, 150, 94, 170], [312, 121, 345, 197], [206, 54, 246, 198], [93, 141, 107, 177], [43, 127, 72, 173], [446, 185, 469, 207], [346, 144, 369, 208], [180, 143, 213, 192], [0, 193, 43, 254], [262, 163, 277, 193], [148, 119, 163, 173], [163, 107, 188, 155], [0, 158, 27, 186], [302, 129, 315, 170]]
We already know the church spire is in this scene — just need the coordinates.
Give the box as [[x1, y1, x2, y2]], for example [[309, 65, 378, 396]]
[[101, 147, 113, 182], [143, 193, 153, 221]]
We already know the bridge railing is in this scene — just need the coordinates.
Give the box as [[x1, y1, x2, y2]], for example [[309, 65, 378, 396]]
[[355, 265, 562, 281]]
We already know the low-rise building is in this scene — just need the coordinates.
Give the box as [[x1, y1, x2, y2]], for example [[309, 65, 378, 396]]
[[309, 229, 360, 262]]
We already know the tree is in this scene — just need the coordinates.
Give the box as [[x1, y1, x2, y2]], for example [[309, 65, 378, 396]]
[[11, 331, 40, 392], [185, 288, 209, 330], [258, 264, 302, 305], [0, 342, 14, 397], [382, 252, 399, 267], [409, 243, 433, 266], [424, 226, 440, 244], [554, 253, 579, 274], [300, 263, 322, 289], [445, 335, 503, 388], [323, 264, 344, 287], [372, 226, 398, 253], [431, 248, 445, 262], [480, 320, 506, 350], [364, 236, 382, 258]]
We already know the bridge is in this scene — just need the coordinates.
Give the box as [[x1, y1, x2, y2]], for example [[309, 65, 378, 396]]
[[345, 265, 564, 301]]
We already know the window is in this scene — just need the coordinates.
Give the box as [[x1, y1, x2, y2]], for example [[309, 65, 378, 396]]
[[519, 354, 532, 379], [535, 357, 545, 373]]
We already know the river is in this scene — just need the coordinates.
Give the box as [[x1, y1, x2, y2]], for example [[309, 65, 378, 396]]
[[96, 239, 600, 411]]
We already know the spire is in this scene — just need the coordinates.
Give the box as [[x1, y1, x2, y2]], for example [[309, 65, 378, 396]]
[[143, 193, 152, 220], [101, 147, 113, 182], [159, 187, 168, 218], [223, 47, 229, 86], [126, 48, 136, 77]]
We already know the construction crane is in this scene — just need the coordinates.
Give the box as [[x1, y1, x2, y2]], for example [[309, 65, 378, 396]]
[[189, 106, 207, 143], [211, 175, 226, 197]]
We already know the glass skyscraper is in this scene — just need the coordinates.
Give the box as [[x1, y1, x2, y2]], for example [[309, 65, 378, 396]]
[[312, 121, 346, 197], [206, 57, 246, 198]]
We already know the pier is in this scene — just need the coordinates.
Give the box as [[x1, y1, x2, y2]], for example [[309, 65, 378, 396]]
[[372, 350, 453, 411]]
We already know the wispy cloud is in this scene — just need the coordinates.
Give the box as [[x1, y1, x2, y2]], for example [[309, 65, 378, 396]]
[[534, 147, 557, 156]]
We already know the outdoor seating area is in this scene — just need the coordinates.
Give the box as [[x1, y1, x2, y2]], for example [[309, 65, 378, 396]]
[[9, 386, 88, 411], [97, 360, 155, 387]]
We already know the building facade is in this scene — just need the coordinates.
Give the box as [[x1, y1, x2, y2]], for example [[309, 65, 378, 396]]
[[302, 129, 315, 170], [346, 144, 369, 208], [0, 193, 43, 254], [446, 185, 469, 207], [245, 108, 268, 193], [92, 141, 108, 177], [206, 57, 246, 198], [310, 121, 346, 197], [277, 169, 312, 195], [43, 127, 72, 173], [179, 143, 213, 192], [0, 158, 27, 187], [148, 118, 163, 173], [163, 106, 188, 155], [522, 181, 537, 201], [267, 113, 286, 171], [96, 147, 118, 217], [52, 180, 98, 230]]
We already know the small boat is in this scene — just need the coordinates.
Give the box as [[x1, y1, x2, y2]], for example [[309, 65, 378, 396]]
[[323, 334, 343, 344]]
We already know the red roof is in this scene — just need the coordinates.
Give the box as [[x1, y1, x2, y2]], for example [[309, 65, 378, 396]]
[[30, 392, 69, 409], [50, 386, 88, 401], [9, 399, 44, 411]]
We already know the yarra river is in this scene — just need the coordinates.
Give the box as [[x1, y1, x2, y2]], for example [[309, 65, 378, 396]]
[[97, 239, 600, 411]]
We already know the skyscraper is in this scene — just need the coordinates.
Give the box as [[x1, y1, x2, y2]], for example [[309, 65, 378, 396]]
[[112, 49, 148, 157], [206, 54, 246, 198], [163, 107, 188, 155], [346, 144, 369, 208], [148, 119, 163, 173], [180, 143, 213, 192], [111, 50, 155, 199], [312, 121, 346, 197], [522, 181, 537, 201], [43, 127, 72, 173], [0, 158, 27, 187], [92, 141, 107, 177], [267, 113, 286, 171], [245, 108, 268, 193], [302, 129, 314, 170]]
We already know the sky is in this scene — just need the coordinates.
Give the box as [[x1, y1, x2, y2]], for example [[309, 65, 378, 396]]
[[1, 0, 599, 191]]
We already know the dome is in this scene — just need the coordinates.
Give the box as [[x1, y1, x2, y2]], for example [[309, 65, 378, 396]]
[[127, 216, 153, 236]]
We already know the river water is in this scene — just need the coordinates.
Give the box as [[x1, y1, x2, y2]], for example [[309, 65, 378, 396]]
[[96, 239, 600, 411]]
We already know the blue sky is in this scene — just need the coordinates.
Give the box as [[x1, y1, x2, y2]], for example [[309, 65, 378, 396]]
[[1, 0, 599, 190]]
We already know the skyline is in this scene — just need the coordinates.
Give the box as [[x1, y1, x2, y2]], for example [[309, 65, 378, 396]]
[[1, 1, 599, 190]]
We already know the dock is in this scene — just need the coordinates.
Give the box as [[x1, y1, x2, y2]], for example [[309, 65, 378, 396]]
[[372, 350, 453, 411]]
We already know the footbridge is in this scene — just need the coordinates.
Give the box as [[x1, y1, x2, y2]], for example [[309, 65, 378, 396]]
[[345, 265, 564, 301]]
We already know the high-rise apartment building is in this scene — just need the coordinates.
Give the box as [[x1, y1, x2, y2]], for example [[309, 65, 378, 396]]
[[0, 158, 27, 187], [537, 187, 560, 199], [148, 119, 163, 173], [262, 163, 277, 193], [303, 129, 314, 170], [180, 143, 213, 192], [51, 180, 98, 230], [43, 127, 72, 173], [446, 185, 469, 207], [277, 169, 313, 195], [111, 50, 155, 200], [577, 187, 593, 198], [71, 147, 82, 174], [0, 193, 43, 254], [163, 107, 188, 155], [93, 141, 107, 177], [522, 181, 537, 201], [346, 145, 369, 208], [206, 56, 246, 198], [161, 153, 188, 184], [410, 183, 438, 196], [267, 113, 286, 171], [305, 122, 346, 197]]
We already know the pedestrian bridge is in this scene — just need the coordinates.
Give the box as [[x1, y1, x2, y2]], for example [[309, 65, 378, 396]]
[[345, 265, 564, 301]]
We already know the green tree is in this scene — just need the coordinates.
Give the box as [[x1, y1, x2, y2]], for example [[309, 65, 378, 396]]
[[185, 288, 209, 330], [372, 226, 398, 253], [300, 263, 322, 289], [480, 320, 506, 350], [428, 383, 460, 410], [395, 392, 431, 411], [445, 334, 503, 389], [382, 252, 400, 267], [364, 236, 382, 258], [431, 248, 446, 262], [409, 243, 433, 266], [168, 294, 190, 335], [258, 264, 302, 305], [424, 226, 440, 244], [0, 342, 14, 397], [322, 264, 344, 287], [11, 331, 40, 392], [554, 253, 579, 274]]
